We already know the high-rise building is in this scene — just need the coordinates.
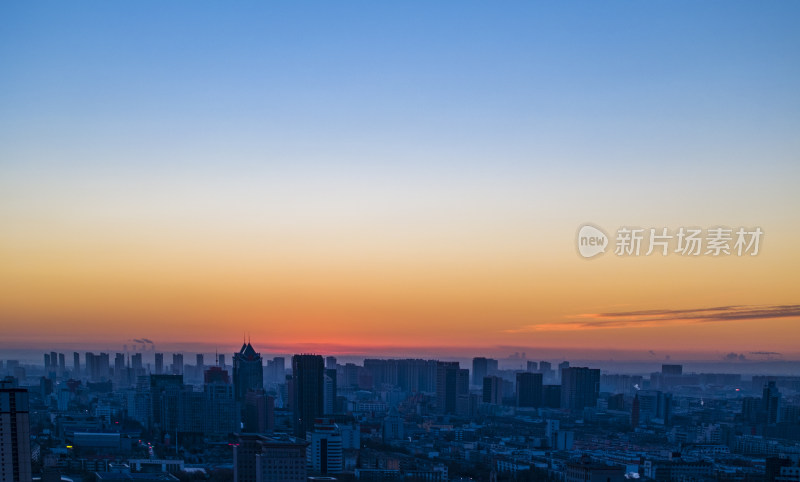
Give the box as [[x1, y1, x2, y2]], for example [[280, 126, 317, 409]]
[[306, 418, 343, 475], [57, 354, 65, 375], [171, 353, 184, 375], [291, 354, 324, 438], [516, 372, 543, 408], [561, 367, 600, 411], [661, 364, 683, 376], [325, 357, 337, 370], [436, 362, 468, 414], [1, 378, 32, 482], [763, 381, 781, 424], [636, 390, 672, 424], [131, 353, 143, 375], [526, 361, 538, 373], [482, 376, 503, 405], [472, 357, 489, 386], [218, 354, 226, 368], [43, 354, 50, 372], [323, 368, 337, 415], [154, 353, 164, 375], [196, 354, 204, 368], [203, 381, 237, 435], [243, 390, 274, 433], [72, 352, 80, 377], [233, 343, 263, 402], [233, 434, 307, 482]]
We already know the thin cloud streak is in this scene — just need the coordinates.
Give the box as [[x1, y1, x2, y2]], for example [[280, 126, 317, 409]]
[[507, 304, 800, 333]]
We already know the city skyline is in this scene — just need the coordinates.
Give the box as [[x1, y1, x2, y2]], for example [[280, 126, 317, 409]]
[[2, 3, 799, 357]]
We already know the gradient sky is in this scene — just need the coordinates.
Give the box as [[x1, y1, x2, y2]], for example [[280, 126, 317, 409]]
[[1, 2, 799, 358]]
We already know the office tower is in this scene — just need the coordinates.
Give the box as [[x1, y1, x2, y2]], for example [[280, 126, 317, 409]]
[[131, 353, 143, 375], [741, 397, 761, 424], [325, 356, 337, 370], [291, 354, 324, 438], [171, 353, 184, 375], [516, 372, 543, 408], [636, 390, 672, 424], [73, 352, 80, 377], [196, 354, 204, 368], [154, 353, 164, 374], [49, 352, 57, 372], [1, 378, 32, 482], [146, 374, 184, 433], [472, 357, 488, 386], [482, 376, 503, 405], [558, 361, 570, 381], [205, 366, 230, 385], [85, 353, 95, 380], [435, 362, 468, 415], [323, 368, 337, 415], [203, 381, 237, 435], [218, 354, 226, 368], [763, 381, 781, 424], [526, 361, 538, 373], [233, 434, 307, 482], [57, 354, 65, 375], [114, 353, 125, 378], [43, 354, 50, 372], [661, 364, 683, 376], [243, 389, 274, 433], [561, 367, 600, 411], [233, 343, 264, 402], [306, 418, 343, 475], [486, 358, 499, 375], [539, 361, 553, 381]]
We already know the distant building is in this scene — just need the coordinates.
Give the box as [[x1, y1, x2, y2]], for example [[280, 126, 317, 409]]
[[483, 376, 503, 405], [561, 367, 600, 411], [171, 354, 183, 376], [661, 364, 683, 376], [1, 378, 32, 482], [763, 381, 781, 423], [243, 389, 274, 433], [233, 433, 308, 482], [436, 362, 468, 415], [306, 418, 343, 475], [154, 353, 164, 375], [516, 372, 543, 408], [233, 343, 263, 402], [292, 354, 324, 438], [472, 357, 496, 386]]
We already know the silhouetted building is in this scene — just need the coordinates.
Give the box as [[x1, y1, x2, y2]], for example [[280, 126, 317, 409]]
[[171, 353, 183, 375], [763, 381, 781, 424], [154, 353, 164, 375], [516, 372, 543, 408], [1, 378, 32, 482], [661, 364, 683, 376], [233, 433, 308, 482], [561, 367, 600, 411], [436, 362, 468, 414], [243, 389, 274, 433], [483, 376, 503, 405], [292, 354, 324, 438], [233, 343, 263, 402]]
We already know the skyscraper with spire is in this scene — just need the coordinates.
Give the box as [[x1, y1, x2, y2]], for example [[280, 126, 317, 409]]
[[233, 341, 263, 402]]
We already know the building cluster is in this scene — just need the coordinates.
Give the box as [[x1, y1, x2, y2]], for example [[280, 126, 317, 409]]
[[1, 350, 800, 482]]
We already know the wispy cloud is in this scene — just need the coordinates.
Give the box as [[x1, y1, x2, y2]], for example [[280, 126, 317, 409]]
[[506, 304, 800, 333]]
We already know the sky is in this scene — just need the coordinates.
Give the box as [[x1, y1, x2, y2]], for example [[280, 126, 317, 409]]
[[1, 2, 799, 360]]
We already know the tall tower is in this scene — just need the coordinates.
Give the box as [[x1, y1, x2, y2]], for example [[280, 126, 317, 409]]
[[233, 343, 264, 402], [560, 367, 600, 411], [0, 378, 32, 482], [291, 354, 324, 438]]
